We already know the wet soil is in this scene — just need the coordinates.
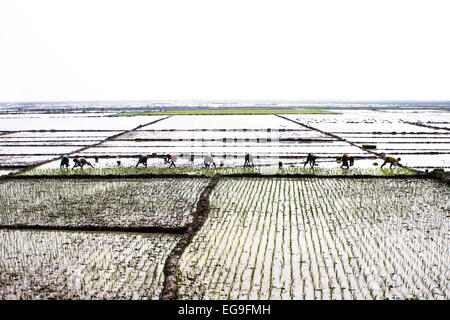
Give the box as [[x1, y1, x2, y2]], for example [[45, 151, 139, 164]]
[[160, 174, 220, 300]]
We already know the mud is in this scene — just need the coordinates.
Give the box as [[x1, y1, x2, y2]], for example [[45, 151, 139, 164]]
[[403, 120, 450, 132], [160, 174, 220, 300], [430, 170, 450, 186], [0, 173, 211, 181], [0, 224, 186, 235]]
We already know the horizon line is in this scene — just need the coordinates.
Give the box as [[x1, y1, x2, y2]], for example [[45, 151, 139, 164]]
[[1, 99, 450, 105]]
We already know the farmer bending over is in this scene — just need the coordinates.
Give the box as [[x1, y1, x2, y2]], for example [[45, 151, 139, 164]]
[[381, 156, 401, 169], [73, 157, 94, 169], [204, 153, 216, 168], [136, 154, 148, 168], [165, 154, 177, 168], [60, 155, 69, 169], [341, 154, 355, 169], [244, 153, 254, 168], [304, 153, 317, 168]]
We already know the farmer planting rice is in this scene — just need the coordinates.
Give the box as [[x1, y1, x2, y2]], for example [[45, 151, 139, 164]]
[[340, 154, 355, 169], [303, 153, 317, 168], [204, 153, 216, 168], [136, 154, 148, 168], [60, 155, 69, 169], [381, 155, 402, 169], [244, 153, 254, 168], [72, 157, 94, 169], [165, 154, 177, 168]]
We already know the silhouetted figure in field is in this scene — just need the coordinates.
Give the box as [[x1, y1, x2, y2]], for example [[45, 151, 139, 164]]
[[60, 155, 69, 169], [381, 156, 402, 169], [165, 154, 177, 168], [304, 153, 317, 168], [244, 153, 254, 168], [341, 154, 355, 169], [204, 154, 216, 168], [136, 155, 148, 168], [73, 157, 94, 169]]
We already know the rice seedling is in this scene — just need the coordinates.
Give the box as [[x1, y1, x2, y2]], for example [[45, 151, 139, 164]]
[[19, 164, 417, 177]]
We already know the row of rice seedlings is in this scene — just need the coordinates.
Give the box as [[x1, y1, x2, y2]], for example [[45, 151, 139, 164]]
[[325, 178, 449, 299], [177, 179, 230, 298], [304, 178, 353, 299], [334, 183, 404, 299], [21, 166, 215, 176], [179, 178, 308, 299], [20, 165, 416, 177], [259, 179, 279, 300], [361, 200, 427, 299], [178, 177, 448, 300], [178, 178, 265, 299], [228, 179, 266, 299], [221, 179, 262, 299], [306, 180, 340, 299], [320, 181, 374, 299], [192, 180, 241, 299], [279, 180, 296, 299], [183, 178, 336, 299], [0, 230, 179, 299], [242, 179, 276, 300], [0, 178, 207, 228], [179, 180, 229, 299], [308, 179, 398, 299], [235, 178, 289, 300], [375, 180, 448, 299], [291, 180, 310, 299], [338, 195, 389, 298], [211, 178, 260, 299]]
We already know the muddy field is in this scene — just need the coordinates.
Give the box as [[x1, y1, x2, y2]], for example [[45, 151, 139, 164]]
[[0, 109, 449, 300]]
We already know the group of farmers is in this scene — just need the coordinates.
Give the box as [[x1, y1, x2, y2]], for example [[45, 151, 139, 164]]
[[302, 153, 401, 169], [60, 153, 401, 170]]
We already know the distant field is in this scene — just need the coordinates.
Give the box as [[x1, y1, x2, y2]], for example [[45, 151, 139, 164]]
[[108, 108, 336, 117]]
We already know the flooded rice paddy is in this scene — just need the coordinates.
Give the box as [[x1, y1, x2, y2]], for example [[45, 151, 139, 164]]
[[0, 108, 449, 300], [0, 230, 179, 300], [0, 178, 207, 229], [0, 109, 448, 175], [179, 178, 449, 300]]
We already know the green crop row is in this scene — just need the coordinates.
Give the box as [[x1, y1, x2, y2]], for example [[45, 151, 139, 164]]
[[107, 108, 337, 117], [19, 166, 417, 177]]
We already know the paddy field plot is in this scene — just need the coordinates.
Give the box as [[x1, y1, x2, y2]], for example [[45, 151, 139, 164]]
[[178, 177, 450, 300], [282, 111, 450, 170], [0, 113, 165, 131], [1, 109, 448, 301], [0, 178, 208, 229], [0, 230, 178, 300], [0, 113, 167, 176], [7, 110, 448, 172], [138, 114, 302, 130]]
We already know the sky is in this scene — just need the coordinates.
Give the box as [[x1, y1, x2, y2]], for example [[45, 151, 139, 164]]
[[0, 0, 449, 103]]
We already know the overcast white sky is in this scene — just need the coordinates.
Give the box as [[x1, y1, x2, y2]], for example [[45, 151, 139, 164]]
[[0, 0, 449, 102]]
